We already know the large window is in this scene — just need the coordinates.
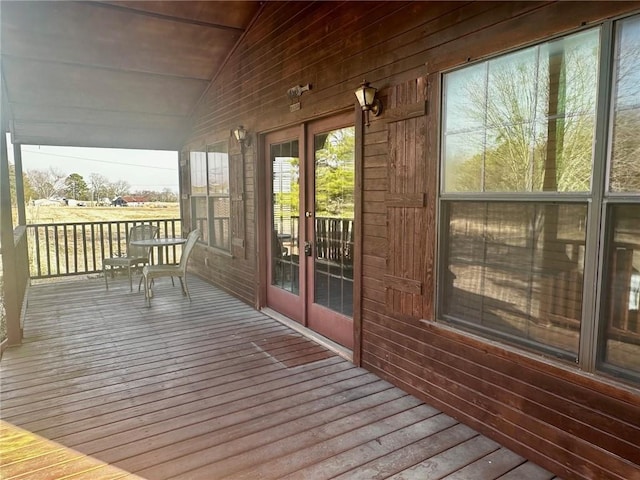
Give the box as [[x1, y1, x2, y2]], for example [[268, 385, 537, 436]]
[[440, 15, 640, 384], [190, 142, 230, 251], [600, 15, 640, 378]]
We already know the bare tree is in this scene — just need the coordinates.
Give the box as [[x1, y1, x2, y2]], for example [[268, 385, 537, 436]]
[[609, 31, 640, 192], [446, 30, 598, 193], [108, 179, 131, 198], [89, 173, 110, 203], [160, 187, 177, 202], [25, 167, 66, 199]]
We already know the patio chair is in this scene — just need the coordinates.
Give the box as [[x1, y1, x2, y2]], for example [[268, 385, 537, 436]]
[[142, 229, 200, 306], [103, 224, 158, 291]]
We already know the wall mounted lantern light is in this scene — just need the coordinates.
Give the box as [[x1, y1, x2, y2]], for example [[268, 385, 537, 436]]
[[354, 80, 382, 126], [233, 125, 250, 147]]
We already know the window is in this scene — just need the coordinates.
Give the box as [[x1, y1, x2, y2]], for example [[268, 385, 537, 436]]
[[599, 15, 640, 378], [439, 16, 640, 384], [190, 149, 208, 244], [190, 142, 231, 251], [207, 144, 231, 251]]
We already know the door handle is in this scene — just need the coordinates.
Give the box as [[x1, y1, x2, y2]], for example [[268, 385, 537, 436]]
[[304, 241, 313, 257]]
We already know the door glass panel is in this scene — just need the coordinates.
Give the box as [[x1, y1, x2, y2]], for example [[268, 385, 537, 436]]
[[271, 140, 300, 294], [314, 127, 355, 316]]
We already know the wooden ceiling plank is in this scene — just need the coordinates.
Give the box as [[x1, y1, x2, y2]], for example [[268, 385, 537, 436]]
[[1, 1, 240, 81], [0, 0, 260, 149], [100, 1, 261, 30], [2, 57, 208, 116], [93, 1, 247, 32]]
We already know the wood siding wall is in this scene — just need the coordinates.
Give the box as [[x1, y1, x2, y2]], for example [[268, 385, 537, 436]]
[[185, 2, 640, 479]]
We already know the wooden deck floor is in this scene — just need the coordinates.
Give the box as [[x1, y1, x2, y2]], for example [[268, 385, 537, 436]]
[[1, 275, 559, 479]]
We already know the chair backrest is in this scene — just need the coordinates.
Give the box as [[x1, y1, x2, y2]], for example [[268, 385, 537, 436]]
[[127, 224, 158, 258], [178, 229, 201, 271]]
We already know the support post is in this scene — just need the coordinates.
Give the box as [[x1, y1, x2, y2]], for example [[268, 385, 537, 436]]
[[1, 117, 23, 345], [13, 142, 26, 225]]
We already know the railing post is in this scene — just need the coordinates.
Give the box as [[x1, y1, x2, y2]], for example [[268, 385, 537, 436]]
[[13, 143, 27, 226], [1, 125, 23, 345]]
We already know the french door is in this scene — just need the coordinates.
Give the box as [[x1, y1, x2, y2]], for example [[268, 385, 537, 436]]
[[265, 113, 355, 348]]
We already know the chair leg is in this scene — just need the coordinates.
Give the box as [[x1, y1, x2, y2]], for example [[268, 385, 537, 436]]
[[128, 266, 133, 292], [144, 274, 151, 306], [182, 275, 191, 301], [104, 265, 109, 290]]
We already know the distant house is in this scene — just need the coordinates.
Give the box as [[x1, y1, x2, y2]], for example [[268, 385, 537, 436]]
[[112, 195, 146, 207], [33, 197, 64, 206]]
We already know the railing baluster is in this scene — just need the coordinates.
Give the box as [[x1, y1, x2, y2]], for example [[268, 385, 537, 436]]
[[63, 224, 70, 275], [81, 224, 87, 272], [170, 219, 176, 264], [73, 224, 78, 274], [90, 223, 97, 271], [98, 223, 104, 272], [54, 225, 60, 275], [116, 222, 122, 257], [107, 223, 113, 259], [44, 225, 52, 276], [34, 226, 42, 278]]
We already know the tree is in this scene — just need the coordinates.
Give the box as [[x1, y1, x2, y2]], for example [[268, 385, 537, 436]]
[[609, 35, 640, 192], [64, 173, 89, 200], [160, 188, 177, 202], [107, 179, 130, 198], [26, 167, 66, 199], [9, 163, 17, 206], [446, 31, 598, 193], [314, 127, 355, 217], [89, 173, 109, 203]]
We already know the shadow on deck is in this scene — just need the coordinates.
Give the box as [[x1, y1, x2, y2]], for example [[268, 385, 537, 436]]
[[1, 275, 559, 479]]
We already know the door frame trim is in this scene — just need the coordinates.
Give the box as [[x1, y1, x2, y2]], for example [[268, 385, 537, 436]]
[[257, 106, 363, 364]]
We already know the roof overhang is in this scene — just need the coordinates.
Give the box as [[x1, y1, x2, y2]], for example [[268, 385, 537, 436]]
[[1, 1, 261, 150]]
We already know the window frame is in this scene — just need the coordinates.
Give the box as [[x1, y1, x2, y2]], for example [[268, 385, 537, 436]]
[[207, 143, 231, 252], [189, 141, 232, 253], [190, 148, 208, 245], [436, 16, 640, 385]]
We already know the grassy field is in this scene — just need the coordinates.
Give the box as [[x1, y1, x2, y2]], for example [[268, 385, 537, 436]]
[[24, 202, 180, 224]]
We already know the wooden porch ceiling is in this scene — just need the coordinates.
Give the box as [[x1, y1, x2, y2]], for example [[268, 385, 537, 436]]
[[0, 275, 559, 479], [0, 1, 261, 151]]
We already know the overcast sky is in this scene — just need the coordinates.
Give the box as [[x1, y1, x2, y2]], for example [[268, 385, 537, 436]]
[[7, 136, 179, 193]]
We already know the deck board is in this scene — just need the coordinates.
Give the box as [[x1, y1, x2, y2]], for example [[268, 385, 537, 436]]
[[1, 275, 558, 479]]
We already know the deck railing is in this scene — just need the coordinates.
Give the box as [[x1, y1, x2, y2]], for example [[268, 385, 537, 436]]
[[26, 219, 182, 279]]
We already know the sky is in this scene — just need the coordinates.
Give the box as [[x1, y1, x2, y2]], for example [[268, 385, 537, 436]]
[[7, 135, 179, 193]]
